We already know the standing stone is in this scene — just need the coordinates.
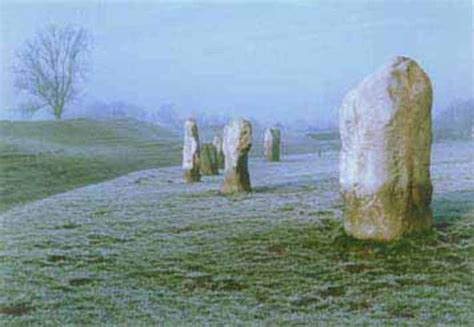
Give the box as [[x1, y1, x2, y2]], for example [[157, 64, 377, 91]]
[[200, 143, 219, 175], [213, 135, 225, 169], [221, 118, 252, 193], [182, 119, 201, 183], [339, 56, 433, 241], [263, 128, 281, 161]]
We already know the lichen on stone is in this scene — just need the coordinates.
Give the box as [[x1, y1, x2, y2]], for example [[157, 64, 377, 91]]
[[339, 56, 433, 241]]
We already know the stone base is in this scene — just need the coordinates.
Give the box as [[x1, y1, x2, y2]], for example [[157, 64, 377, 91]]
[[200, 144, 219, 176], [221, 170, 251, 193], [265, 151, 280, 162], [200, 158, 218, 176], [217, 153, 225, 169], [201, 167, 218, 176], [342, 183, 432, 241], [184, 169, 200, 183]]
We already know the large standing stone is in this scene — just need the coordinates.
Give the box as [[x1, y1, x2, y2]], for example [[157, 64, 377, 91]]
[[263, 128, 281, 161], [221, 118, 252, 193], [182, 119, 201, 183], [339, 56, 433, 241], [213, 135, 225, 169], [200, 143, 219, 175]]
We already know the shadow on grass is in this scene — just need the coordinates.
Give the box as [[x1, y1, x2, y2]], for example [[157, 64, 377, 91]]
[[252, 182, 321, 195], [432, 190, 473, 224], [160, 191, 472, 321], [0, 304, 34, 317]]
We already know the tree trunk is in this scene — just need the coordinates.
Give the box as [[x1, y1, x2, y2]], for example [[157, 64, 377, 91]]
[[53, 103, 63, 120]]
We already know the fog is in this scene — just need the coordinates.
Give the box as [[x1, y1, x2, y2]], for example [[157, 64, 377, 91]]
[[1, 1, 472, 127]]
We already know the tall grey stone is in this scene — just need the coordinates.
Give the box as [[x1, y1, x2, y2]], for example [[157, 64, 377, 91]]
[[221, 118, 252, 193], [200, 143, 219, 176], [263, 128, 281, 161], [339, 56, 433, 241], [182, 119, 201, 183], [213, 135, 225, 169]]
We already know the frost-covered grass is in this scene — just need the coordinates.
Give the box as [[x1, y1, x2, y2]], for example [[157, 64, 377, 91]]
[[0, 118, 181, 212], [0, 141, 473, 325], [0, 118, 318, 213]]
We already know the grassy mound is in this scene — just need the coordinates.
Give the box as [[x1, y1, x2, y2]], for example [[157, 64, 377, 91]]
[[0, 118, 181, 212]]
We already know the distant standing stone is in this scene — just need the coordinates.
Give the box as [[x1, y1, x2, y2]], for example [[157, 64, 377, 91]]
[[263, 128, 281, 161], [200, 143, 219, 175], [182, 119, 201, 183], [221, 118, 252, 193], [339, 56, 433, 241], [213, 135, 225, 169]]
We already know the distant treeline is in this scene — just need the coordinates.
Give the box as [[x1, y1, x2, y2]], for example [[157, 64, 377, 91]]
[[434, 99, 473, 141], [305, 131, 339, 141]]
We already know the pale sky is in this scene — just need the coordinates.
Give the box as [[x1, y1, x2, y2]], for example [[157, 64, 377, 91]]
[[1, 0, 472, 123]]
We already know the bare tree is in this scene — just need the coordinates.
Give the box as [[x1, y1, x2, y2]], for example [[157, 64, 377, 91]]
[[14, 25, 91, 119]]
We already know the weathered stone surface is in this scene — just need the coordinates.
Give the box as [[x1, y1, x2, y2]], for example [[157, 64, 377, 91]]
[[339, 56, 433, 241], [182, 119, 200, 183], [263, 128, 281, 161], [221, 118, 252, 193], [213, 135, 225, 169], [200, 143, 219, 175]]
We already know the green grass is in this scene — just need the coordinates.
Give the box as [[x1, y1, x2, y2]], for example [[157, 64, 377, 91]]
[[0, 122, 472, 324], [1, 199, 472, 324], [0, 118, 181, 212], [1, 143, 472, 324]]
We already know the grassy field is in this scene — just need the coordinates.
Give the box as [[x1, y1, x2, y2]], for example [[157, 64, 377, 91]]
[[0, 118, 182, 212], [1, 140, 472, 324], [0, 118, 324, 213]]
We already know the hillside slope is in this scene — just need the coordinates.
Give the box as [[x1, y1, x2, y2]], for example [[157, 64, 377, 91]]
[[0, 118, 181, 212]]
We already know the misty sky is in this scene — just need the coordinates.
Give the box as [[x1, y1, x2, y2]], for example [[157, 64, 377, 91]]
[[1, 0, 472, 123]]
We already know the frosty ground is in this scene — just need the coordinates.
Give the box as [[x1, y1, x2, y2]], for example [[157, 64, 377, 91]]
[[1, 141, 473, 325]]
